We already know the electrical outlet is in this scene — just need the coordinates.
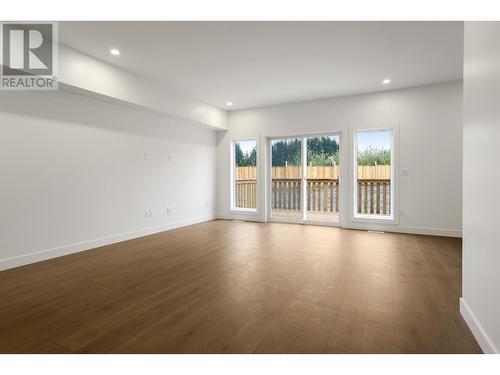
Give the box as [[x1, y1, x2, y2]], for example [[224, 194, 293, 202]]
[[144, 209, 153, 218], [167, 154, 172, 162], [167, 207, 173, 215], [399, 208, 405, 216], [401, 168, 409, 176]]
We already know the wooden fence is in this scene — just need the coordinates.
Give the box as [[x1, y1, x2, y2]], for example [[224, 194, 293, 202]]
[[235, 165, 391, 215], [236, 165, 390, 180]]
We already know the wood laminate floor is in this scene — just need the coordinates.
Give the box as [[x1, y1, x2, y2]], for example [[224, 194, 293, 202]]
[[0, 220, 481, 353]]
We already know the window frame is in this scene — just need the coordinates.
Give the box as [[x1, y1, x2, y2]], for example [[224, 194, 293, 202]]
[[350, 123, 399, 225], [231, 138, 259, 213]]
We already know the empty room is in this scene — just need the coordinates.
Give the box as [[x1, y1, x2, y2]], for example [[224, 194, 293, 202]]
[[1, 2, 500, 373]]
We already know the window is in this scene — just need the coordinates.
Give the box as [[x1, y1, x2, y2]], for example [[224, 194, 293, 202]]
[[233, 139, 257, 210], [354, 129, 394, 219]]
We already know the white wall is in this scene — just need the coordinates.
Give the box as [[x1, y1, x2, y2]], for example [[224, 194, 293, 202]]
[[217, 81, 463, 236], [0, 89, 217, 270], [461, 22, 500, 354]]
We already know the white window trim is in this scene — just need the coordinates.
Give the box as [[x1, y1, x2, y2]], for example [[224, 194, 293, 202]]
[[230, 138, 259, 214], [349, 123, 400, 225]]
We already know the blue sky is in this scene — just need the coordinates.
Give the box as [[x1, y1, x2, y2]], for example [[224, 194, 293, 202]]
[[236, 140, 256, 155], [357, 130, 391, 151]]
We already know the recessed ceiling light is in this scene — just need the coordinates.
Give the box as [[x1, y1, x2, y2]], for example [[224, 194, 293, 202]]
[[110, 48, 120, 56], [226, 102, 233, 106], [382, 79, 391, 84]]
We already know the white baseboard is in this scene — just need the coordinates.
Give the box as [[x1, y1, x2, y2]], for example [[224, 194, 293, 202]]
[[344, 223, 462, 237], [0, 215, 215, 272], [216, 213, 461, 237], [460, 297, 498, 354], [216, 213, 266, 223]]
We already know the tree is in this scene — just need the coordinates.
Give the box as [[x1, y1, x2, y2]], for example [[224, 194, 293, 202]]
[[306, 136, 338, 157], [239, 138, 389, 167], [235, 142, 245, 166], [307, 150, 339, 166], [357, 146, 390, 166], [235, 142, 257, 167], [271, 138, 301, 166], [271, 137, 339, 166], [249, 147, 257, 166]]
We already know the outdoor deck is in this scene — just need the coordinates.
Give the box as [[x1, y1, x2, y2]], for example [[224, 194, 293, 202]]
[[272, 209, 340, 223]]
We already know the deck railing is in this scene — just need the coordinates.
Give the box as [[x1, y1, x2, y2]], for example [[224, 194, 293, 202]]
[[235, 180, 258, 209], [235, 166, 391, 215], [357, 180, 391, 215], [270, 179, 340, 213]]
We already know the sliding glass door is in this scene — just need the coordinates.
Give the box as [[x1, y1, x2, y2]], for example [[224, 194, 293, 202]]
[[269, 133, 341, 225]]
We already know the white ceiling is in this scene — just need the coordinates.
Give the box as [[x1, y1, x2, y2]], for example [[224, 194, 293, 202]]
[[59, 21, 463, 110]]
